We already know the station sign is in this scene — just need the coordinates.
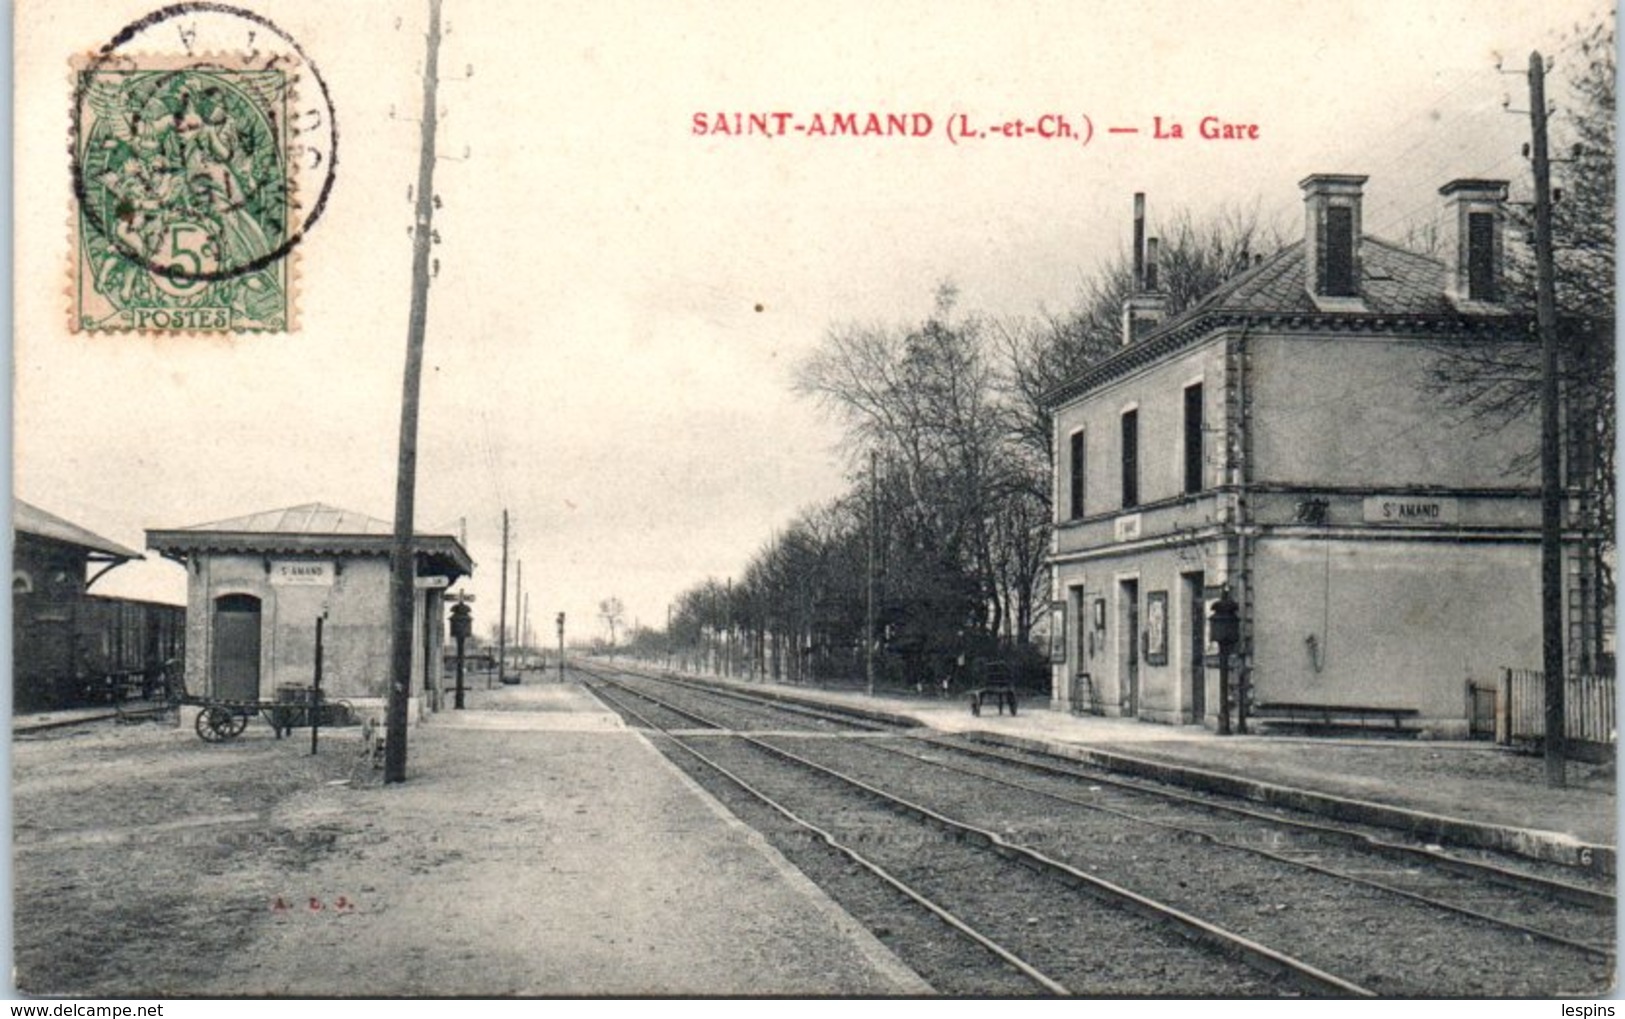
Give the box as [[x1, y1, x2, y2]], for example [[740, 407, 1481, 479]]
[[1113, 513, 1143, 542], [415, 575, 451, 589], [1362, 496, 1459, 525], [270, 560, 334, 586]]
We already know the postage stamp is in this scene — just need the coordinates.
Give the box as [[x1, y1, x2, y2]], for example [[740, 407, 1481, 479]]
[[72, 53, 295, 333], [68, 5, 337, 334]]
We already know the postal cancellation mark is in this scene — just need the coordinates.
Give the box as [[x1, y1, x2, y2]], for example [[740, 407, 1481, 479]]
[[70, 5, 338, 334]]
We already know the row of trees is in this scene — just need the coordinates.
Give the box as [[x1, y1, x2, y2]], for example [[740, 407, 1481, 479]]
[[653, 206, 1287, 691], [646, 14, 1613, 690]]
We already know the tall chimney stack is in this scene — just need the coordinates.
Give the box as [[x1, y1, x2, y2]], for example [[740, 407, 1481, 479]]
[[1438, 178, 1508, 306], [1122, 196, 1167, 344], [1300, 173, 1368, 308], [1132, 192, 1146, 292]]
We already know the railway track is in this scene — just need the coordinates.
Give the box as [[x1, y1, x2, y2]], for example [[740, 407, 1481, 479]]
[[583, 670, 1341, 996], [578, 662, 1616, 996]]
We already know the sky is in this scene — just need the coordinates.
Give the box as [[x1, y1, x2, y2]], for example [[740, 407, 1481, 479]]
[[12, 0, 1611, 646]]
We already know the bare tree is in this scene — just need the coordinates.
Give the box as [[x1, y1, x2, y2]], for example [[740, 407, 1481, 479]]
[[1423, 15, 1615, 668], [795, 285, 1045, 665], [999, 203, 1284, 471], [597, 596, 625, 648]]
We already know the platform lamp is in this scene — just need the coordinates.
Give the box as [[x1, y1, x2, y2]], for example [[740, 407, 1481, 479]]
[[449, 602, 473, 710], [1209, 588, 1240, 736], [556, 612, 566, 682]]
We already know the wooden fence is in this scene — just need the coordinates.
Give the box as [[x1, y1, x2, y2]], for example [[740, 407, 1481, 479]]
[[1501, 668, 1616, 752]]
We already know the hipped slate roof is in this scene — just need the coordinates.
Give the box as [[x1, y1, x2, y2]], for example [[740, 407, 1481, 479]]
[[1046, 236, 1531, 408], [147, 502, 473, 576], [176, 502, 397, 536], [1183, 237, 1463, 318], [14, 498, 143, 560]]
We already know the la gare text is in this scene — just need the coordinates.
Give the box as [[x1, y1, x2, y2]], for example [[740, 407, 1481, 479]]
[[691, 111, 1261, 142]]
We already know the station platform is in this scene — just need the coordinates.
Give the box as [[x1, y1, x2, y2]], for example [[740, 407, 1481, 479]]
[[648, 669, 1618, 875], [185, 681, 929, 996]]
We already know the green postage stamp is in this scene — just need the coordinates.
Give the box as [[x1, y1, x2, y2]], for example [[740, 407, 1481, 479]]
[[72, 54, 296, 333]]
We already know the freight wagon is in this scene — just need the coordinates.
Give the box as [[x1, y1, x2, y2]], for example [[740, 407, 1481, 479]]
[[13, 593, 185, 712]]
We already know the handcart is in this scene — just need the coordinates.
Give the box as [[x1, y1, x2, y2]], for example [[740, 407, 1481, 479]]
[[170, 669, 350, 742]]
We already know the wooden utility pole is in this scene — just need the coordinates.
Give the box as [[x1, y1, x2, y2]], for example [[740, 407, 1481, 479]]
[[311, 614, 324, 756], [497, 508, 509, 688], [866, 448, 877, 697], [384, 0, 445, 784], [515, 558, 523, 674], [1528, 51, 1567, 787]]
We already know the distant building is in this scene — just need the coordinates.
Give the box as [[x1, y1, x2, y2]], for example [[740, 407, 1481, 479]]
[[13, 498, 182, 711], [1047, 174, 1590, 737], [146, 503, 473, 717]]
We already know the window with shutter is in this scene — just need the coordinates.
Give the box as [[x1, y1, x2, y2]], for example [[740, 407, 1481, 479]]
[[1121, 410, 1139, 509]]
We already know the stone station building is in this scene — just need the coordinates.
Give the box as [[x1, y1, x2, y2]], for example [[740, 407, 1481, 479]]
[[1045, 174, 1593, 738], [147, 502, 473, 719]]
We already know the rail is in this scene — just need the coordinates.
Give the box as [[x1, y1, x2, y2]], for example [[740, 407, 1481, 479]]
[[582, 665, 1375, 997]]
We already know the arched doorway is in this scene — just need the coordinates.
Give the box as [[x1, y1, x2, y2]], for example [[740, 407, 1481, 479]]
[[212, 594, 262, 701]]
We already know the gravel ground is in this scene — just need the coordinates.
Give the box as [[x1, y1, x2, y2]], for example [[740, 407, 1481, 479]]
[[585, 668, 1617, 997], [770, 734, 1612, 996], [11, 695, 927, 997], [674, 732, 1288, 996]]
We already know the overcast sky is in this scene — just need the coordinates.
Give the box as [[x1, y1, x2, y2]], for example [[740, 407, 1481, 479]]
[[13, 0, 1607, 645]]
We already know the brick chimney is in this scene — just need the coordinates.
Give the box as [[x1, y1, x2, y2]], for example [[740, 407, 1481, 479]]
[[1300, 173, 1368, 307], [1438, 178, 1508, 306], [1122, 195, 1167, 345]]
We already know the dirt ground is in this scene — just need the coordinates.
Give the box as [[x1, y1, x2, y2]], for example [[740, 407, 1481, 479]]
[[11, 693, 923, 998]]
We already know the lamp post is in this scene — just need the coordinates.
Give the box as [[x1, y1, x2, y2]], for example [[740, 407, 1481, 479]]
[[1209, 589, 1240, 736], [450, 602, 472, 709]]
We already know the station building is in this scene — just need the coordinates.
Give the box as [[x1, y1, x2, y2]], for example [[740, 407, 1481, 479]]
[[146, 503, 472, 718], [1047, 174, 1594, 737]]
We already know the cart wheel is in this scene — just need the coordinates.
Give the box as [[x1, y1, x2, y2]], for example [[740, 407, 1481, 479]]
[[196, 706, 237, 742], [225, 711, 250, 737]]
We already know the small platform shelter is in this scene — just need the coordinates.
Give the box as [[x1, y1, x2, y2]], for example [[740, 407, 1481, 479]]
[[147, 503, 473, 719]]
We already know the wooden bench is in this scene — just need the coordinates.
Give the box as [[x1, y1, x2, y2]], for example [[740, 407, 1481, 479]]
[[969, 683, 1018, 717], [1252, 702, 1420, 734]]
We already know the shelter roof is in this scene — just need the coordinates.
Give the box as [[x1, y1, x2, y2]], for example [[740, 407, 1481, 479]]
[[14, 498, 143, 560], [146, 502, 473, 578]]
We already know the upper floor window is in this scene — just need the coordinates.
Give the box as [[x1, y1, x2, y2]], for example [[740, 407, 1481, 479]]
[[1068, 430, 1086, 520], [1183, 383, 1205, 494], [1121, 409, 1139, 509]]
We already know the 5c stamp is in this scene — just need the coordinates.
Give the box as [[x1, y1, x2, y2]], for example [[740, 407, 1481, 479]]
[[70, 5, 337, 334]]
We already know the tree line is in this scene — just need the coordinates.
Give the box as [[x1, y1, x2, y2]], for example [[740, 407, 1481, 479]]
[[641, 207, 1285, 691]]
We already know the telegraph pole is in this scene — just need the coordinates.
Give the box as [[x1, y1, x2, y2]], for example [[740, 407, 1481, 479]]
[[866, 448, 877, 697], [1528, 51, 1567, 787], [515, 558, 523, 677], [384, 0, 445, 784], [497, 508, 508, 688]]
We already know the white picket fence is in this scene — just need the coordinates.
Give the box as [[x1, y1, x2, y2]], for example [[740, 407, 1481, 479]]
[[1502, 668, 1617, 749]]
